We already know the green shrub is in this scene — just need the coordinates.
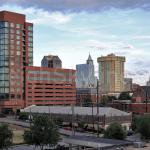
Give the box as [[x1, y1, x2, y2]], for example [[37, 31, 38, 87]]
[[104, 122, 126, 140], [136, 115, 150, 139], [18, 112, 28, 120]]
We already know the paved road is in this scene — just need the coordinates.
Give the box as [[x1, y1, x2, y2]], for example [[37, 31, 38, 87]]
[[9, 145, 41, 150], [0, 117, 30, 127], [0, 117, 133, 150], [0, 117, 96, 137]]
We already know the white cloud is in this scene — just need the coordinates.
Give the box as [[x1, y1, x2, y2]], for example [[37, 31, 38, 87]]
[[66, 28, 98, 36], [27, 9, 74, 25], [126, 70, 150, 85], [58, 27, 99, 36], [0, 5, 74, 25], [85, 40, 134, 50]]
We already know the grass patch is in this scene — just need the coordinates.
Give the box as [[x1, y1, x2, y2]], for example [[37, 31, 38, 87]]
[[7, 124, 25, 145], [13, 130, 24, 144]]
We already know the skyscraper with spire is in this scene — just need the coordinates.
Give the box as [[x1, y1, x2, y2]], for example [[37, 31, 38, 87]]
[[76, 54, 97, 105], [76, 54, 97, 88]]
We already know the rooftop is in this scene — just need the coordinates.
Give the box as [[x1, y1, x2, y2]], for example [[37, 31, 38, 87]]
[[44, 55, 61, 61], [22, 105, 131, 117], [64, 135, 131, 148]]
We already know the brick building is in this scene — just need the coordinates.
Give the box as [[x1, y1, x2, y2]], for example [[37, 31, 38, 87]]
[[0, 11, 76, 113], [76, 88, 97, 106], [25, 66, 76, 107], [110, 85, 150, 114], [110, 102, 150, 114], [132, 86, 150, 103], [0, 11, 33, 112]]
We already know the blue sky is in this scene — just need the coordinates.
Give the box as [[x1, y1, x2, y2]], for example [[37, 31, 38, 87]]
[[1, 0, 150, 85]]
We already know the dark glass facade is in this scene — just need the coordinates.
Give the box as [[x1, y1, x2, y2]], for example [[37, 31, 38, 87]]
[[0, 21, 9, 99]]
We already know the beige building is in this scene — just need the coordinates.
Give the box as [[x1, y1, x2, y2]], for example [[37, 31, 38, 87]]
[[97, 54, 125, 94]]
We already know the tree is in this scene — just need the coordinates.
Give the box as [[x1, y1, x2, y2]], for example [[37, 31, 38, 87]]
[[118, 92, 131, 100], [104, 122, 126, 140], [136, 115, 150, 139], [131, 115, 141, 131], [18, 112, 28, 120], [78, 121, 85, 129], [99, 95, 109, 106], [24, 115, 60, 150], [0, 123, 13, 150], [54, 118, 63, 127], [82, 96, 92, 107]]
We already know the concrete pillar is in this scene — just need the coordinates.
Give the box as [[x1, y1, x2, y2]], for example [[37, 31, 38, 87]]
[[69, 144, 72, 150], [77, 145, 79, 150]]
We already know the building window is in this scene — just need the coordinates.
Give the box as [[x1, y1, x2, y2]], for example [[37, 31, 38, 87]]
[[10, 61, 14, 65], [28, 37, 33, 42], [16, 51, 21, 55], [11, 88, 15, 93], [16, 35, 20, 40], [10, 40, 14, 44], [28, 26, 33, 31], [28, 32, 33, 36], [10, 45, 14, 49], [16, 46, 20, 50], [16, 30, 20, 34], [28, 47, 33, 52], [10, 50, 14, 55], [28, 43, 33, 47], [4, 28, 9, 34], [16, 41, 20, 45], [10, 34, 14, 39], [28, 52, 33, 57], [10, 29, 14, 34], [10, 23, 14, 28], [16, 24, 21, 28], [16, 88, 20, 92]]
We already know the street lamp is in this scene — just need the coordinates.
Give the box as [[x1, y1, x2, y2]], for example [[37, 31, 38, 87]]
[[96, 78, 99, 137]]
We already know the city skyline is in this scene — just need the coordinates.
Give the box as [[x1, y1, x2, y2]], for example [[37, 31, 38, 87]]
[[1, 1, 150, 85]]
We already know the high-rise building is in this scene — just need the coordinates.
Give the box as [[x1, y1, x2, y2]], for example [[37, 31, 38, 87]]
[[0, 11, 77, 113], [41, 55, 62, 68], [124, 78, 133, 92], [76, 54, 97, 105], [146, 77, 150, 86], [0, 11, 33, 112], [76, 54, 97, 88], [97, 54, 125, 94]]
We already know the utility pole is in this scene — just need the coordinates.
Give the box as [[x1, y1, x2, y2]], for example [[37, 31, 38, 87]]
[[71, 104, 75, 135], [97, 78, 99, 137], [92, 102, 94, 130], [48, 106, 51, 120], [29, 107, 32, 128], [146, 90, 148, 113]]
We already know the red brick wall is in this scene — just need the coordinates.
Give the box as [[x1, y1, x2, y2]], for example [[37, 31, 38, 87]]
[[25, 66, 76, 106]]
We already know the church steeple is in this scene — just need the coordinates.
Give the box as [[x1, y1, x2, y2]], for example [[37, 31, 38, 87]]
[[86, 54, 93, 65]]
